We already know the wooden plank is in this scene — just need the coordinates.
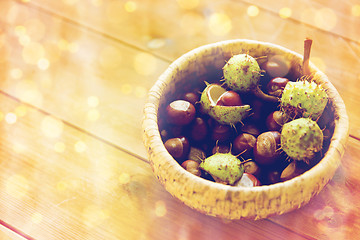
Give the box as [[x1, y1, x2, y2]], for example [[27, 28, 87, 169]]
[[0, 0, 170, 160], [0, 92, 311, 240], [2, 0, 359, 143], [270, 136, 360, 240]]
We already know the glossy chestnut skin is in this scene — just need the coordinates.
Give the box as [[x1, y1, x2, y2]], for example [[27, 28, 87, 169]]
[[216, 91, 243, 106], [243, 161, 261, 178], [266, 77, 289, 97], [164, 136, 190, 161], [182, 92, 200, 106], [266, 110, 287, 131], [261, 55, 290, 78], [253, 131, 281, 165], [232, 133, 256, 158], [190, 117, 208, 142], [181, 160, 201, 176], [212, 144, 231, 155], [280, 161, 304, 181], [211, 122, 232, 142], [166, 100, 196, 125]]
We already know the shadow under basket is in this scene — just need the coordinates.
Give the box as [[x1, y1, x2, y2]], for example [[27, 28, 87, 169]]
[[142, 39, 349, 220]]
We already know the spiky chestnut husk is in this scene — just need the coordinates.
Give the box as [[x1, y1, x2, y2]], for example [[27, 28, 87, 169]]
[[280, 78, 328, 121], [281, 118, 323, 164], [199, 83, 251, 125], [199, 152, 244, 185], [223, 54, 278, 102]]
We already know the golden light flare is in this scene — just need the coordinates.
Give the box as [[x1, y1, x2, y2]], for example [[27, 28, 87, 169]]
[[63, 0, 79, 6], [37, 58, 50, 70], [5, 112, 17, 124], [314, 8, 337, 31], [24, 19, 46, 41], [180, 12, 205, 35], [99, 46, 122, 69], [311, 57, 327, 73], [133, 53, 157, 76], [22, 42, 45, 64], [14, 105, 28, 117], [56, 180, 68, 191], [147, 38, 167, 49], [82, 205, 110, 227], [10, 68, 23, 79], [352, 4, 360, 17], [124, 1, 137, 12], [15, 80, 43, 106], [247, 5, 259, 17], [208, 12, 232, 36], [19, 35, 31, 46], [87, 109, 100, 121], [12, 142, 27, 153], [177, 0, 200, 10], [121, 84, 133, 95], [91, 0, 103, 7], [74, 141, 87, 153], [279, 7, 292, 19], [14, 25, 26, 37], [31, 212, 43, 224], [118, 172, 131, 185], [54, 142, 66, 153], [87, 96, 99, 108], [41, 116, 64, 138], [155, 200, 167, 217], [6, 174, 29, 199]]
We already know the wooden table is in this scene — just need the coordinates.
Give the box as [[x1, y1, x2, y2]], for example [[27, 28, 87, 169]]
[[0, 0, 359, 239]]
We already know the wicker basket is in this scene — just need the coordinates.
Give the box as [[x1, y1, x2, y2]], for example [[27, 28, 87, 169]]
[[142, 39, 349, 220]]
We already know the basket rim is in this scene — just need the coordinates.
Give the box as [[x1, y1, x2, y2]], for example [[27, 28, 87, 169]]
[[142, 39, 349, 218]]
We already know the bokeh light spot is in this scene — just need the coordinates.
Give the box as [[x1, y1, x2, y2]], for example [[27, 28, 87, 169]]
[[177, 0, 199, 10], [352, 5, 360, 17], [119, 172, 131, 185], [54, 142, 66, 153], [10, 68, 23, 79], [6, 174, 29, 199], [133, 53, 157, 76], [14, 105, 28, 117], [121, 84, 133, 95], [87, 96, 99, 108], [155, 201, 167, 217], [247, 5, 259, 17], [22, 42, 45, 64], [41, 116, 64, 138], [32, 212, 43, 224], [75, 141, 87, 153], [279, 7, 292, 18], [314, 8, 337, 31], [56, 180, 68, 191], [124, 1, 137, 12], [37, 58, 50, 70], [208, 12, 232, 36], [5, 113, 17, 124], [87, 109, 100, 121], [91, 0, 103, 7], [99, 46, 122, 69]]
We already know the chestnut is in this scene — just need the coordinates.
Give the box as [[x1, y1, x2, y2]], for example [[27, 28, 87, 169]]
[[190, 117, 208, 142], [235, 173, 261, 187], [211, 122, 232, 142], [181, 160, 201, 176], [261, 55, 290, 78], [164, 136, 190, 161], [188, 147, 206, 163], [166, 100, 196, 125], [280, 161, 303, 181], [241, 123, 261, 137], [267, 170, 281, 184], [253, 131, 281, 165], [216, 90, 242, 106], [212, 144, 231, 154], [182, 92, 200, 106], [266, 77, 289, 97], [266, 110, 287, 131], [243, 161, 261, 178], [232, 133, 256, 158]]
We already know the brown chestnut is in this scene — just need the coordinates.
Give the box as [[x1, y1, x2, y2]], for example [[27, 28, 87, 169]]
[[241, 124, 261, 137], [235, 173, 261, 187], [166, 100, 196, 125], [261, 55, 290, 78], [212, 144, 231, 155], [266, 77, 289, 97], [253, 131, 281, 165], [232, 133, 256, 158], [181, 160, 201, 176], [266, 110, 287, 131], [267, 170, 281, 184], [280, 161, 304, 181], [211, 122, 232, 142], [216, 91, 242, 106], [243, 161, 261, 178], [188, 147, 206, 164], [190, 117, 208, 142], [164, 136, 190, 161], [182, 92, 200, 106]]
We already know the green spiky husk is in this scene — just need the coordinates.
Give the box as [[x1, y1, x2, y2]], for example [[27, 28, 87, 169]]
[[223, 54, 261, 92], [280, 79, 328, 120], [199, 152, 244, 185], [281, 118, 323, 163]]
